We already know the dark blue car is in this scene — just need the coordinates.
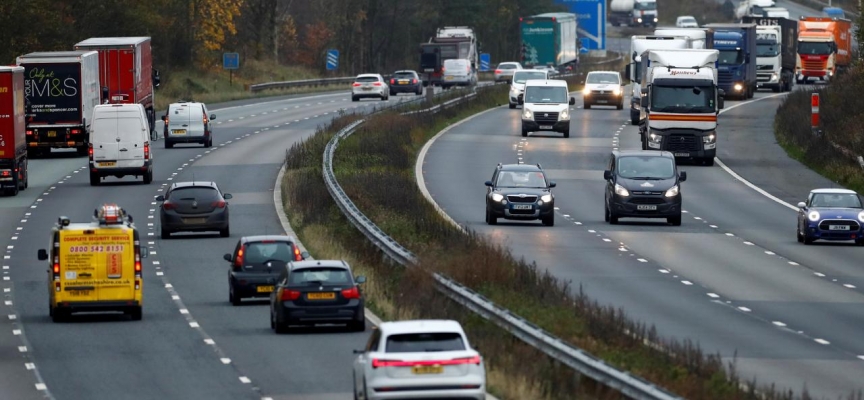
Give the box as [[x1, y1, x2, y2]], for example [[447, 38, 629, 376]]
[[797, 188, 864, 245]]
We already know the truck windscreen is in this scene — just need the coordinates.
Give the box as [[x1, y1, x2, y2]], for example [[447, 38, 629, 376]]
[[651, 85, 715, 113], [635, 2, 657, 10], [757, 43, 779, 57], [798, 42, 833, 55], [717, 50, 743, 64]]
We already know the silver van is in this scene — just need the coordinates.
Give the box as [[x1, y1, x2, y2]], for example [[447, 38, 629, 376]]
[[162, 101, 215, 148], [442, 59, 477, 89], [89, 103, 153, 185]]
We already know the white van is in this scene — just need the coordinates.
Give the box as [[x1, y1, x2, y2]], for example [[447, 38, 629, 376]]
[[520, 79, 575, 138], [162, 101, 215, 148], [442, 59, 477, 89], [88, 104, 153, 186]]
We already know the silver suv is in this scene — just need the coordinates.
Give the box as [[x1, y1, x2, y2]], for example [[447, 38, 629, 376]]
[[162, 101, 215, 148], [351, 74, 389, 101]]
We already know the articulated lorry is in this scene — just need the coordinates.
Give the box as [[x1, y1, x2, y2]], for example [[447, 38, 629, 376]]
[[419, 27, 477, 87], [519, 13, 578, 69], [0, 67, 28, 196], [796, 17, 852, 83], [626, 35, 692, 125], [609, 0, 658, 27], [638, 49, 723, 166], [742, 16, 797, 92], [16, 51, 100, 157], [703, 23, 757, 99], [74, 37, 160, 139]]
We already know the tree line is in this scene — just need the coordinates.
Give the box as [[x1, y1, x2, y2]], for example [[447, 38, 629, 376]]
[[0, 0, 565, 76]]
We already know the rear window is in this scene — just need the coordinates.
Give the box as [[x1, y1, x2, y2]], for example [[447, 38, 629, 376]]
[[93, 116, 145, 136], [498, 63, 518, 70], [168, 187, 221, 201], [356, 76, 379, 83], [243, 241, 295, 264], [289, 267, 352, 285], [385, 332, 466, 353], [444, 60, 468, 68], [394, 72, 416, 79]]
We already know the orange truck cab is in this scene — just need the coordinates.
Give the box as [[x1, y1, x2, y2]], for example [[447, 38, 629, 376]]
[[796, 16, 852, 83], [38, 204, 148, 322]]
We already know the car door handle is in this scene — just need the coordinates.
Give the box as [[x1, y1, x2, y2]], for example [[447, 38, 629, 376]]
[[119, 148, 128, 152]]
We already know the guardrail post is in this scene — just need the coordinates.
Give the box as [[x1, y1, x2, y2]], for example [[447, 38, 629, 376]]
[[811, 92, 821, 136]]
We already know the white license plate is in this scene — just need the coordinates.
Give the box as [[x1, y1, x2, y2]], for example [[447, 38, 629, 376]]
[[636, 205, 657, 211], [539, 125, 553, 129], [673, 152, 690, 157], [828, 225, 850, 231], [362, 87, 371, 91], [512, 204, 532, 210], [183, 218, 206, 224]]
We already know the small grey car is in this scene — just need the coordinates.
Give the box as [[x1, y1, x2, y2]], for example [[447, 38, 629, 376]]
[[157, 181, 231, 238]]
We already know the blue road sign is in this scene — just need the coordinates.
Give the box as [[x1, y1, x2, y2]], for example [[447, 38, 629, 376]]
[[223, 53, 240, 70], [579, 38, 590, 54], [326, 49, 339, 71], [479, 53, 491, 72], [555, 0, 606, 51]]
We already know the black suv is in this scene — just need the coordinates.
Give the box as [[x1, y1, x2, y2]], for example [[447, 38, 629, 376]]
[[485, 163, 556, 226], [604, 150, 686, 225]]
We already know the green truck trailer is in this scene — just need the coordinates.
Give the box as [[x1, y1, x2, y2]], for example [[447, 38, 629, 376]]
[[520, 13, 578, 69]]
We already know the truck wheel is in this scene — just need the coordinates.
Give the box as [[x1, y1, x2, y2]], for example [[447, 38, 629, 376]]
[[668, 214, 682, 226], [616, 102, 623, 110], [89, 172, 100, 186], [584, 102, 591, 109], [129, 307, 143, 321], [521, 128, 528, 137], [509, 103, 515, 109], [703, 157, 715, 167], [164, 140, 173, 149], [563, 129, 570, 139]]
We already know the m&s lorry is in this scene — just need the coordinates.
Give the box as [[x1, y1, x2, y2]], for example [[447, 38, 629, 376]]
[[38, 204, 148, 322], [796, 17, 852, 83], [0, 66, 28, 196]]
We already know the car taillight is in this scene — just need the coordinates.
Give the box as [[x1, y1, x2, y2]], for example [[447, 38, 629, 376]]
[[71, 129, 81, 134], [212, 200, 226, 208], [293, 245, 302, 261], [88, 143, 94, 160], [372, 355, 481, 368], [412, 79, 417, 84], [390, 79, 395, 84], [162, 201, 176, 210], [373, 82, 382, 86], [280, 289, 301, 301], [234, 245, 245, 267], [495, 69, 502, 74], [0, 170, 9, 177], [144, 143, 150, 160], [26, 130, 33, 135], [352, 83, 361, 87], [341, 286, 361, 299]]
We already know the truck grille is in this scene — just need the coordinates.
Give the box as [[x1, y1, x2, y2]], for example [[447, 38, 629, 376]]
[[757, 73, 773, 83], [718, 71, 734, 88], [591, 90, 613, 94], [534, 112, 559, 124], [507, 195, 538, 203], [818, 219, 860, 231], [757, 65, 773, 70], [663, 135, 700, 152], [803, 60, 825, 71]]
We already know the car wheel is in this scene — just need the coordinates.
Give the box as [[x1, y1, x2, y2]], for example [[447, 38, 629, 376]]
[[270, 311, 276, 329], [521, 128, 528, 137], [205, 138, 212, 148], [76, 146, 88, 156], [509, 102, 515, 109], [703, 157, 715, 167], [541, 213, 555, 226], [604, 203, 611, 222], [485, 208, 498, 225], [230, 287, 241, 306], [389, 91, 395, 96], [563, 129, 570, 139], [796, 228, 804, 243], [161, 227, 170, 239], [143, 169, 153, 184], [352, 96, 358, 102], [349, 319, 366, 332], [617, 102, 624, 110], [129, 306, 143, 321], [89, 172, 100, 186], [584, 102, 591, 110], [803, 235, 814, 245], [855, 238, 864, 246], [609, 210, 619, 224], [275, 319, 290, 334], [51, 308, 67, 323], [220, 225, 230, 237], [631, 115, 639, 125], [165, 140, 174, 149], [668, 215, 682, 226]]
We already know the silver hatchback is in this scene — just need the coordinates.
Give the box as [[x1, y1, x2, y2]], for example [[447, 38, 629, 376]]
[[352, 74, 389, 101], [162, 101, 215, 148]]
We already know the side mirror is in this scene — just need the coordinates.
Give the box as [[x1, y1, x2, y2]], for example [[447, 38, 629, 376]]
[[355, 275, 367, 284], [210, 114, 216, 120], [300, 251, 310, 260], [718, 96, 725, 110], [679, 171, 687, 182], [223, 193, 233, 200], [153, 69, 161, 88], [569, 97, 576, 105], [640, 96, 648, 108], [624, 64, 631, 78], [140, 247, 149, 259], [223, 253, 233, 262], [547, 181, 556, 188], [155, 195, 165, 202], [484, 180, 493, 187], [101, 86, 109, 102], [797, 201, 807, 208], [37, 249, 48, 261], [604, 170, 613, 180]]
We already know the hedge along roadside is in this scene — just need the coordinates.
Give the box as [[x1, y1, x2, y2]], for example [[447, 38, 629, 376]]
[[316, 79, 809, 397]]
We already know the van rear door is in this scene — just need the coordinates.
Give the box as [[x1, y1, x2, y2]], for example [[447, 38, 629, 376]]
[[92, 228, 136, 301], [91, 111, 121, 167], [115, 110, 147, 167], [57, 229, 100, 302], [167, 104, 193, 137]]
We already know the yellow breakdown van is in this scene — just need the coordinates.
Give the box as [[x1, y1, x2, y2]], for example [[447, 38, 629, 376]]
[[38, 204, 148, 322]]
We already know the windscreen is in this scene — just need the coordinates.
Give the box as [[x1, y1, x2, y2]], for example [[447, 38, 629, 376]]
[[617, 156, 675, 179], [798, 42, 833, 55], [420, 53, 439, 69], [810, 193, 863, 208], [289, 267, 352, 285], [717, 49, 743, 64], [587, 73, 620, 84], [393, 72, 416, 79], [243, 242, 295, 265], [635, 1, 657, 10], [523, 86, 567, 104], [498, 63, 518, 70], [496, 170, 547, 188], [680, 17, 696, 24], [651, 85, 715, 113], [356, 76, 379, 83], [757, 43, 779, 57], [168, 187, 221, 201], [385, 332, 466, 353], [513, 71, 546, 83]]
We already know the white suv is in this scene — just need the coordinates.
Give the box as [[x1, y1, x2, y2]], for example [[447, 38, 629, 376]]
[[521, 79, 575, 138], [352, 320, 486, 400], [352, 74, 389, 102]]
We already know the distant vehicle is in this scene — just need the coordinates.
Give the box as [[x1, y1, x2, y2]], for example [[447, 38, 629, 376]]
[[162, 101, 215, 148], [520, 79, 575, 138], [735, 0, 776, 20], [485, 163, 556, 226], [520, 13, 578, 69], [676, 16, 698, 28], [38, 204, 149, 322], [797, 189, 864, 245], [0, 66, 28, 196], [582, 71, 624, 110], [604, 150, 687, 226], [388, 70, 423, 96], [352, 320, 486, 400], [627, 35, 692, 125], [419, 27, 477, 87], [352, 74, 389, 101], [610, 0, 658, 27], [508, 70, 548, 108], [88, 103, 154, 185], [494, 61, 523, 83], [269, 259, 366, 333], [741, 15, 798, 92], [762, 7, 790, 19], [822, 6, 845, 19], [156, 181, 232, 238], [441, 59, 477, 89], [797, 17, 853, 83], [532, 65, 559, 76], [224, 235, 309, 306], [653, 27, 713, 49], [703, 23, 758, 99]]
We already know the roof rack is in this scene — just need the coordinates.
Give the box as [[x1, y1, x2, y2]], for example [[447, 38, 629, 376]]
[[93, 203, 133, 226]]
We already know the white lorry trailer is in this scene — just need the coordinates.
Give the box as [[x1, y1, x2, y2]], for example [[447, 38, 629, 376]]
[[626, 35, 692, 125]]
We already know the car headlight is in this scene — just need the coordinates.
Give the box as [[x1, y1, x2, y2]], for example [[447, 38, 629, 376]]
[[582, 87, 591, 95], [615, 183, 630, 197], [649, 133, 663, 143], [703, 133, 716, 144], [858, 211, 864, 223], [491, 193, 504, 202], [560, 109, 570, 120], [523, 109, 533, 119], [540, 194, 553, 203], [665, 185, 679, 197], [734, 83, 743, 91], [808, 210, 820, 222], [613, 87, 622, 96]]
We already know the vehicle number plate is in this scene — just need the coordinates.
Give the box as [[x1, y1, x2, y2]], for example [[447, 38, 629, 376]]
[[47, 130, 57, 137], [513, 204, 532, 210], [637, 205, 658, 211], [307, 292, 336, 300], [539, 125, 553, 130], [596, 100, 608, 103], [362, 87, 371, 91], [98, 161, 116, 167], [399, 80, 408, 84], [68, 290, 91, 297], [673, 152, 690, 157], [411, 365, 443, 375], [172, 129, 186, 135], [828, 225, 850, 231], [256, 286, 274, 293], [183, 218, 206, 224]]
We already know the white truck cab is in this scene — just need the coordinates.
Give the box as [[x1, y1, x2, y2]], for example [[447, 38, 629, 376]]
[[626, 35, 692, 125], [520, 79, 575, 138]]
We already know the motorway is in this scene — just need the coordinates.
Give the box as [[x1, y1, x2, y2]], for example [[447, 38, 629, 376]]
[[0, 91, 423, 400]]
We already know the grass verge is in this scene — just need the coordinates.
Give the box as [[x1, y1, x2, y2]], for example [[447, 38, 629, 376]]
[[281, 80, 812, 398]]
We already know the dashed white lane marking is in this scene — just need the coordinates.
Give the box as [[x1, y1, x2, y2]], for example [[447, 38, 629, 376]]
[[637, 258, 647, 262], [858, 355, 864, 361], [773, 321, 787, 327], [738, 307, 752, 312], [659, 269, 670, 274], [602, 238, 611, 242], [742, 241, 754, 246], [788, 261, 799, 266], [18, 346, 27, 352], [764, 251, 775, 255], [221, 358, 231, 364], [707, 293, 720, 298], [180, 309, 189, 314], [814, 338, 830, 345], [725, 233, 735, 237], [814, 272, 826, 277], [205, 339, 215, 345], [189, 322, 199, 328], [681, 280, 693, 285], [25, 362, 34, 369], [239, 377, 251, 384], [844, 284, 856, 289], [35, 383, 47, 391]]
